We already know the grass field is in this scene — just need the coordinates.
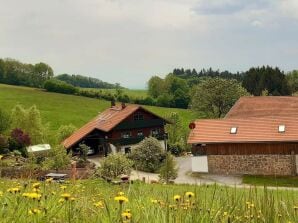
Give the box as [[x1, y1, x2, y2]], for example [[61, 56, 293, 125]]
[[0, 179, 297, 223], [0, 84, 197, 131], [243, 175, 298, 188]]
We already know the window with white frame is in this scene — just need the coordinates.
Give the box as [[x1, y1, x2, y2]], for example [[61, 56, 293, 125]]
[[151, 128, 160, 137], [230, 127, 237, 134], [278, 125, 285, 133], [137, 131, 144, 137], [121, 131, 131, 138], [133, 112, 144, 121]]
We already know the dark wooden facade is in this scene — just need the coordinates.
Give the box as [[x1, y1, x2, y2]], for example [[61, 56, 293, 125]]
[[71, 108, 166, 155], [192, 142, 298, 156]]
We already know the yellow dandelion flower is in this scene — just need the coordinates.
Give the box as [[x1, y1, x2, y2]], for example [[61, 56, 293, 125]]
[[94, 201, 104, 208], [61, 193, 71, 201], [32, 183, 40, 189], [151, 199, 158, 204], [114, 196, 128, 204], [45, 178, 53, 183], [58, 198, 64, 203], [7, 187, 21, 194], [118, 192, 125, 196], [60, 185, 67, 190], [28, 208, 41, 215], [185, 192, 195, 198], [173, 195, 181, 202], [0, 191, 3, 197], [121, 212, 132, 220]]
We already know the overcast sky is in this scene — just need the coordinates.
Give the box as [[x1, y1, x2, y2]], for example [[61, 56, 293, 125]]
[[1, 0, 298, 88]]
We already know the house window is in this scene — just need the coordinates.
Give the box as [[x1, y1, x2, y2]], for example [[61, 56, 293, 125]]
[[278, 125, 285, 133], [134, 112, 144, 121], [230, 127, 237, 134], [137, 131, 144, 137], [151, 128, 160, 137], [121, 132, 131, 138], [124, 147, 131, 154]]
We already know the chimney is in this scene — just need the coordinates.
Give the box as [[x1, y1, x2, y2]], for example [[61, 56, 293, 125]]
[[121, 102, 126, 109], [111, 99, 116, 107]]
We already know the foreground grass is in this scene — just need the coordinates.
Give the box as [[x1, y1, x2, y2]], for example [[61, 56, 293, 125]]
[[243, 175, 298, 188], [0, 84, 197, 131], [0, 179, 297, 223]]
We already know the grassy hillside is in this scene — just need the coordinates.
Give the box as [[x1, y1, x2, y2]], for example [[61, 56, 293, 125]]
[[0, 84, 197, 131]]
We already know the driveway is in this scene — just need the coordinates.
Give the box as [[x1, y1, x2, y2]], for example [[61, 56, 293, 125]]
[[89, 156, 242, 185]]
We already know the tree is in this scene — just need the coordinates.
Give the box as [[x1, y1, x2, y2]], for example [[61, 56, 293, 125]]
[[44, 79, 77, 94], [97, 153, 133, 179], [56, 124, 76, 143], [148, 76, 165, 98], [42, 145, 71, 171], [129, 137, 166, 172], [242, 66, 291, 96], [191, 78, 249, 118], [0, 108, 10, 133], [159, 153, 178, 183], [10, 105, 47, 145], [33, 62, 54, 87], [286, 70, 298, 94]]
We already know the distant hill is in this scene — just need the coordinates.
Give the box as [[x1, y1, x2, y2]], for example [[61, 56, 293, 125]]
[[55, 74, 120, 89]]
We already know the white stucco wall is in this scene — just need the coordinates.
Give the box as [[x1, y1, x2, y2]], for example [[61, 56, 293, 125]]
[[191, 156, 209, 173]]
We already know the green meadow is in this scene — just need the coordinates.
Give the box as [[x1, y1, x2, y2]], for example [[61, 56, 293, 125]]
[[0, 84, 197, 131]]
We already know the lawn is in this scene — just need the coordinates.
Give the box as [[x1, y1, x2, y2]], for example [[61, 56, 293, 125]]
[[0, 84, 197, 131], [0, 179, 297, 223], [243, 175, 298, 187]]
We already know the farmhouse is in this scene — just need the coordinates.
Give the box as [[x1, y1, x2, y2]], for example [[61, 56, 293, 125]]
[[188, 96, 298, 176], [63, 103, 169, 155]]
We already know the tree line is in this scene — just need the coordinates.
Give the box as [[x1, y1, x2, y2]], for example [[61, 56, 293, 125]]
[[0, 58, 119, 89], [148, 66, 298, 113]]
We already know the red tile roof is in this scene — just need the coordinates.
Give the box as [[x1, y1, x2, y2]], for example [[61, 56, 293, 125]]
[[226, 96, 298, 118], [188, 116, 298, 144], [63, 104, 168, 149]]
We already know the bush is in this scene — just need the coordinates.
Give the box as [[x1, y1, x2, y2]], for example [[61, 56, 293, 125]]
[[168, 143, 183, 156], [56, 124, 76, 143], [42, 145, 71, 171], [159, 153, 178, 183], [0, 134, 9, 154], [0, 108, 10, 133], [129, 137, 166, 173], [44, 79, 77, 94], [8, 128, 31, 157], [97, 153, 133, 179]]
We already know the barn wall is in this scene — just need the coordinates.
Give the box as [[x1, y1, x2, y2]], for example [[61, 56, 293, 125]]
[[208, 154, 296, 176]]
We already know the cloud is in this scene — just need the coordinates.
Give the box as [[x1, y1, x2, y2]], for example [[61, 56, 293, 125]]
[[194, 0, 272, 15]]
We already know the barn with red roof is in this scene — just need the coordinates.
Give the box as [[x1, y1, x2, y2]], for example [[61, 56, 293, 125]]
[[188, 96, 298, 176]]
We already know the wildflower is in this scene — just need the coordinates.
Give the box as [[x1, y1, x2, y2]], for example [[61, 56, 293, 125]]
[[151, 199, 158, 204], [173, 195, 181, 202], [294, 206, 298, 210], [60, 185, 67, 190], [32, 183, 40, 189], [94, 201, 104, 208], [185, 192, 195, 198], [0, 155, 3, 160], [223, 212, 228, 217], [45, 178, 53, 183], [118, 192, 125, 196], [122, 211, 132, 220], [61, 193, 71, 201], [114, 196, 128, 204], [7, 187, 21, 194], [22, 192, 41, 200], [28, 208, 41, 215], [0, 191, 3, 197]]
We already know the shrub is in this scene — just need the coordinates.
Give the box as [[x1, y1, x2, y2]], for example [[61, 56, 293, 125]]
[[159, 152, 178, 183], [129, 137, 166, 173], [0, 108, 10, 133], [56, 124, 76, 142], [78, 143, 89, 162], [97, 153, 133, 179], [42, 145, 71, 171], [0, 134, 9, 154], [8, 128, 31, 157], [44, 79, 77, 94]]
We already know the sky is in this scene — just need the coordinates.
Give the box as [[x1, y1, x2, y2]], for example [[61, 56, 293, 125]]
[[1, 0, 298, 89]]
